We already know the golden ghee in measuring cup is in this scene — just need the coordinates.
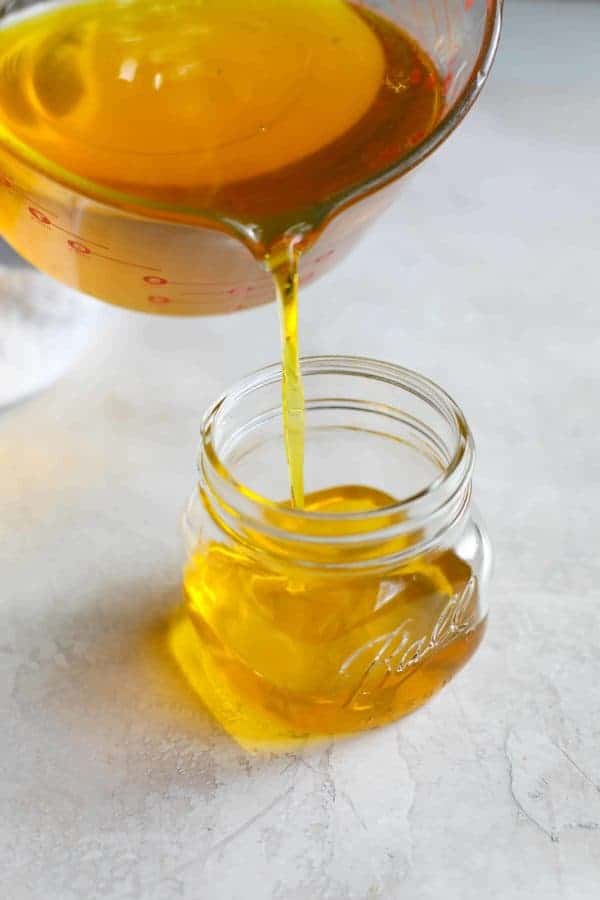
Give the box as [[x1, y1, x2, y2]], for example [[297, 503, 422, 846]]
[[0, 0, 447, 316]]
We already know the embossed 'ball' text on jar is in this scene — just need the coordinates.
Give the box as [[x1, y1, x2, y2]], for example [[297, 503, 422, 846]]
[[181, 357, 492, 741]]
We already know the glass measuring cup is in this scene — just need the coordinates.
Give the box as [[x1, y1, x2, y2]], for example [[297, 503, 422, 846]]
[[0, 0, 502, 316]]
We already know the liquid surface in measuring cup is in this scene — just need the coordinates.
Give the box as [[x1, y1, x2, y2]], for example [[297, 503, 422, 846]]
[[0, 0, 440, 225], [0, 0, 443, 506], [181, 484, 485, 741]]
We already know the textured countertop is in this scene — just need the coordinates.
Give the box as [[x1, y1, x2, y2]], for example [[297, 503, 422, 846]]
[[2, 2, 599, 897]]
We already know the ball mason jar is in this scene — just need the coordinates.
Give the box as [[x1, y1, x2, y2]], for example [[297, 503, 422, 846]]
[[181, 357, 492, 741]]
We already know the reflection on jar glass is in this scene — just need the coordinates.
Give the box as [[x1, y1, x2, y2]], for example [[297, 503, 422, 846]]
[[176, 357, 492, 745]]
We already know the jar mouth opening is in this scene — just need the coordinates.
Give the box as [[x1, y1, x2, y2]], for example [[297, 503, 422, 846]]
[[200, 355, 474, 525]]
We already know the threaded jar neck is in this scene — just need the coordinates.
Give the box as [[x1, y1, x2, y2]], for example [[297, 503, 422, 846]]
[[194, 356, 474, 571]]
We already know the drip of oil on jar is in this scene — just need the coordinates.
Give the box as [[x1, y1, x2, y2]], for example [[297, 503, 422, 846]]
[[0, 0, 443, 503], [181, 484, 485, 744]]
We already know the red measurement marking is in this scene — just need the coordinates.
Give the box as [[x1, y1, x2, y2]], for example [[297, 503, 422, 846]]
[[154, 274, 267, 288], [372, 143, 403, 166], [315, 249, 335, 264], [52, 224, 109, 249], [68, 239, 92, 255], [23, 194, 55, 214], [443, 73, 454, 95], [182, 290, 229, 297], [29, 206, 109, 246], [409, 66, 423, 86], [465, 0, 475, 10], [183, 287, 266, 298], [158, 295, 242, 308], [407, 129, 426, 149], [0, 174, 58, 216], [29, 206, 52, 226], [93, 252, 161, 272], [148, 295, 171, 305], [1, 176, 24, 196], [175, 298, 234, 307], [65, 238, 161, 271], [183, 282, 270, 298]]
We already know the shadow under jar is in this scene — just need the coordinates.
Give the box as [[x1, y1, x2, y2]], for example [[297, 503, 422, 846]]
[[182, 357, 492, 741]]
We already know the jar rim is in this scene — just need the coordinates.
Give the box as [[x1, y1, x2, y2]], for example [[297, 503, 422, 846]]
[[199, 355, 474, 525]]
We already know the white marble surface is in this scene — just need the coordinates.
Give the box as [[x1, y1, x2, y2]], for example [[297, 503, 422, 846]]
[[2, 2, 600, 897]]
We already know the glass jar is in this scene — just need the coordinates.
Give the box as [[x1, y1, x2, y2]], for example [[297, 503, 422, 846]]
[[179, 357, 492, 743]]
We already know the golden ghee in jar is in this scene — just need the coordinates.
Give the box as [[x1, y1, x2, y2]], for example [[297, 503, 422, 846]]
[[178, 360, 490, 745]]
